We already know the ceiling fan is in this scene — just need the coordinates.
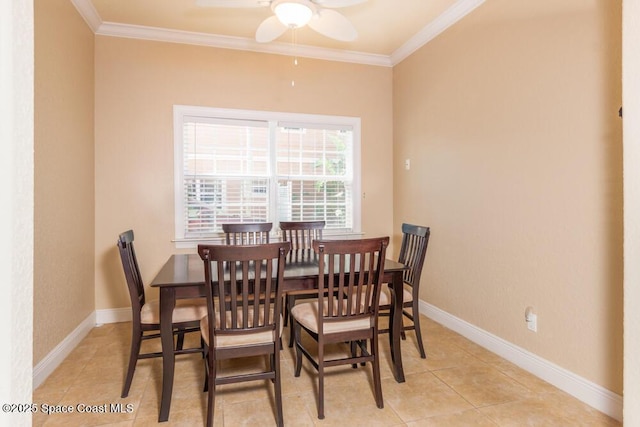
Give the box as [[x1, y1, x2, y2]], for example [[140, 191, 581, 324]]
[[195, 0, 367, 43]]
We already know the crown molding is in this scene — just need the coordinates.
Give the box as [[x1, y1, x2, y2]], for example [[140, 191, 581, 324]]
[[96, 21, 393, 67], [70, 0, 101, 32], [72, 0, 484, 68], [390, 0, 485, 66]]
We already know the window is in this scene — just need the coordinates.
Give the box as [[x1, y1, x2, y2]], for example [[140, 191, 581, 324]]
[[174, 106, 361, 242]]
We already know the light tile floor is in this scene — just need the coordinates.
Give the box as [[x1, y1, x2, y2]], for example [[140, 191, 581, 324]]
[[33, 316, 621, 426]]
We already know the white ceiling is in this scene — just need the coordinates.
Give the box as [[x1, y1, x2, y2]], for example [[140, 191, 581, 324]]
[[72, 0, 485, 66]]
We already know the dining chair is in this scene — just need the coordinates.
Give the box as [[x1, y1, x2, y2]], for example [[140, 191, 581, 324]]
[[290, 237, 389, 419], [378, 223, 430, 358], [116, 230, 206, 398], [198, 241, 291, 427], [223, 222, 282, 348], [279, 220, 325, 343], [279, 220, 325, 249], [222, 222, 272, 245]]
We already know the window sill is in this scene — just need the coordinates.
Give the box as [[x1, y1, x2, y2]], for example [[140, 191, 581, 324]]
[[173, 231, 364, 249]]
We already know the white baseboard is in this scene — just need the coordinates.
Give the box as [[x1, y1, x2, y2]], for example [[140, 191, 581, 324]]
[[32, 312, 96, 389], [420, 301, 623, 422], [95, 307, 132, 325], [33, 308, 132, 389], [35, 304, 623, 422]]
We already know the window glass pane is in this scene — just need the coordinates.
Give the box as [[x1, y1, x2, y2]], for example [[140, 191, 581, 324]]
[[276, 127, 351, 178], [184, 177, 269, 235], [182, 119, 270, 236], [183, 121, 269, 176], [276, 179, 352, 229], [275, 125, 352, 230]]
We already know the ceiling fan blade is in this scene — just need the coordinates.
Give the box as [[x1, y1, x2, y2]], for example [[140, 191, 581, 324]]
[[312, 0, 367, 8], [195, 0, 268, 8], [308, 9, 357, 41], [256, 15, 287, 43]]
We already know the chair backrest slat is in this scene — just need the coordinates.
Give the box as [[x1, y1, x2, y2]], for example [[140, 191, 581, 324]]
[[198, 242, 290, 343], [280, 221, 325, 250], [117, 230, 146, 316], [398, 223, 430, 290], [313, 237, 389, 329], [222, 222, 272, 245]]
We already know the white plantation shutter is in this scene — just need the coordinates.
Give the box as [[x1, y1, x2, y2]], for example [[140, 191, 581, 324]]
[[276, 124, 353, 229], [181, 117, 270, 237], [174, 106, 359, 241]]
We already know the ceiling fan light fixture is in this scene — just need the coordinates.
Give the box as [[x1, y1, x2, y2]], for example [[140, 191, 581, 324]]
[[274, 1, 314, 28]]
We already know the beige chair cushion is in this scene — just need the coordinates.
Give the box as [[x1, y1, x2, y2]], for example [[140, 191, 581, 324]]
[[200, 308, 283, 348], [290, 300, 372, 334], [141, 298, 207, 325], [378, 283, 413, 306]]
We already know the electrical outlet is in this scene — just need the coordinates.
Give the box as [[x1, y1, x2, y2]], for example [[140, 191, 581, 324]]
[[527, 313, 537, 332], [524, 306, 537, 332]]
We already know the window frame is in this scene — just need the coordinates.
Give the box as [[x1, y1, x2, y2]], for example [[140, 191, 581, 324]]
[[173, 105, 362, 247]]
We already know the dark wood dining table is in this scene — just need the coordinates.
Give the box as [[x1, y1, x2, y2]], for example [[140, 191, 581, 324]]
[[150, 249, 409, 422]]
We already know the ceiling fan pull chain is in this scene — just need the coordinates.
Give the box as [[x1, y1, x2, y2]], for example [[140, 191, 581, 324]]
[[291, 27, 299, 87]]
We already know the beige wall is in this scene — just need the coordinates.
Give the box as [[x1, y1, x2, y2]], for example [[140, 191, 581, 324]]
[[393, 0, 623, 394], [623, 0, 640, 421], [94, 37, 393, 309], [34, 0, 95, 365]]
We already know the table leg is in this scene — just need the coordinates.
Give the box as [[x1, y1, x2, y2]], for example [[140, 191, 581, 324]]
[[158, 287, 176, 422], [389, 270, 405, 383]]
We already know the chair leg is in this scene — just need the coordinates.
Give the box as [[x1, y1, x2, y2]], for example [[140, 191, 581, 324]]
[[269, 353, 276, 383], [203, 341, 210, 392], [288, 295, 295, 348], [317, 345, 325, 420], [283, 295, 290, 327], [121, 329, 142, 398], [412, 301, 426, 358], [371, 333, 384, 409], [203, 359, 209, 392], [176, 331, 185, 350], [274, 350, 284, 427], [359, 340, 367, 366], [293, 321, 303, 377], [388, 302, 396, 357], [205, 359, 216, 427], [350, 341, 358, 369]]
